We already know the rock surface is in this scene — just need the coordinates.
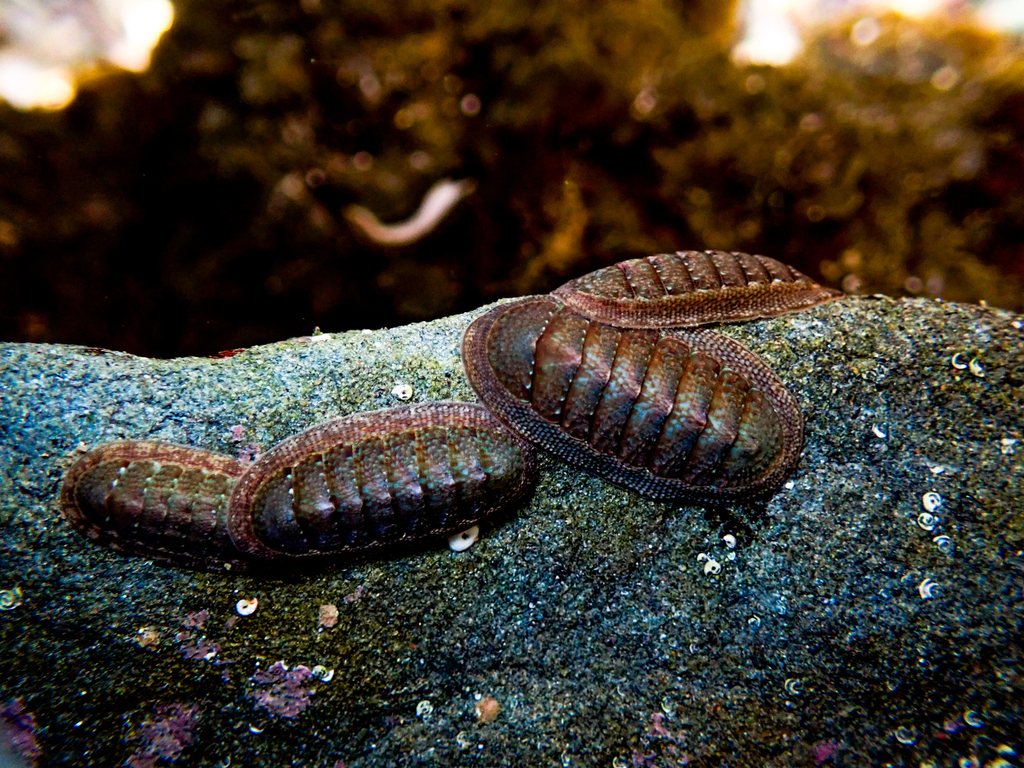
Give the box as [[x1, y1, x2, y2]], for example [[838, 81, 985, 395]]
[[0, 295, 1022, 767]]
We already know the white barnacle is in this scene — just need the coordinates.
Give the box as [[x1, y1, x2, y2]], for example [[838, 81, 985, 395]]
[[932, 534, 954, 554], [784, 678, 803, 696], [871, 424, 887, 439], [416, 700, 434, 718], [894, 726, 917, 745], [449, 525, 479, 552], [1000, 438, 1017, 456], [918, 578, 938, 600], [344, 178, 476, 246], [963, 710, 983, 728], [0, 587, 22, 611], [311, 665, 334, 682], [951, 352, 968, 370], [702, 559, 721, 575], [968, 357, 985, 378], [922, 492, 942, 513], [722, 534, 737, 549], [917, 512, 938, 532], [748, 615, 761, 628], [391, 383, 413, 401], [236, 597, 259, 616]]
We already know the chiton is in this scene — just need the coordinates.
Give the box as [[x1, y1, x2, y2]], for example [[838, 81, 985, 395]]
[[60, 441, 249, 570], [227, 402, 537, 561], [61, 403, 537, 569], [551, 250, 841, 329], [462, 296, 803, 501]]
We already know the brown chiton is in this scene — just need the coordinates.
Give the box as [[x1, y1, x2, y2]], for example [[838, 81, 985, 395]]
[[60, 441, 249, 569], [551, 250, 841, 329], [227, 402, 537, 560], [462, 296, 803, 501]]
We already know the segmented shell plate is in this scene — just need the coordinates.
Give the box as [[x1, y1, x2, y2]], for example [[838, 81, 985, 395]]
[[227, 402, 537, 560], [462, 297, 803, 501], [551, 250, 841, 329], [60, 441, 248, 569]]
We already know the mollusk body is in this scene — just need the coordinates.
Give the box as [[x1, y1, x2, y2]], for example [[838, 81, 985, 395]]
[[60, 403, 536, 569], [552, 250, 840, 329], [462, 296, 803, 501], [60, 441, 248, 569], [227, 402, 536, 560]]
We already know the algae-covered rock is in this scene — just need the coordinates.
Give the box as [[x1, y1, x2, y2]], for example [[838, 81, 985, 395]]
[[0, 295, 1022, 767]]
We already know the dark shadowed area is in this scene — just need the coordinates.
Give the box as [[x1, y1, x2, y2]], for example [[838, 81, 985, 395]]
[[0, 0, 1023, 356]]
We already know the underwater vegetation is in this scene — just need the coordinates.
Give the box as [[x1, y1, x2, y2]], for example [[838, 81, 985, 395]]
[[0, 1, 1022, 355]]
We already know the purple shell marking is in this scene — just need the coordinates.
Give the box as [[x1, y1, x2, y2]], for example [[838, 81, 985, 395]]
[[60, 441, 248, 569], [462, 296, 803, 501], [551, 250, 841, 329], [227, 402, 537, 560]]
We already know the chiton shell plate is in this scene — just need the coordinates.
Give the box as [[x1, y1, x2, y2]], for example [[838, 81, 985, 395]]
[[60, 441, 248, 569], [462, 297, 803, 501], [551, 250, 841, 329], [227, 402, 537, 560]]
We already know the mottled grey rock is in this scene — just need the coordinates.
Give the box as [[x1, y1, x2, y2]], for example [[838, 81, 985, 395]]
[[0, 296, 1022, 767]]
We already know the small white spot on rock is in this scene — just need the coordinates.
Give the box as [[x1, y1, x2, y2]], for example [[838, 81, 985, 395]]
[[918, 578, 938, 599], [449, 525, 479, 552], [702, 559, 721, 575], [894, 726, 917, 745], [311, 665, 334, 682], [236, 597, 259, 616], [391, 383, 413, 401]]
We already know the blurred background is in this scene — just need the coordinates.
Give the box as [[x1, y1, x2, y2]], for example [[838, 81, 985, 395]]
[[0, 0, 1022, 357]]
